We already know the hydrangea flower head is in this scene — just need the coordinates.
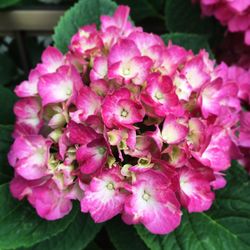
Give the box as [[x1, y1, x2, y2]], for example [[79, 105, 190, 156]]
[[8, 5, 246, 234]]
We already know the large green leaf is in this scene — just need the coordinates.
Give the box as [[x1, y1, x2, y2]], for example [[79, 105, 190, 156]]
[[21, 212, 102, 250], [53, 0, 118, 53], [0, 125, 13, 184], [0, 0, 22, 8], [136, 166, 250, 250], [0, 85, 17, 124], [161, 33, 213, 57], [164, 0, 220, 35], [106, 217, 149, 250], [0, 53, 17, 85], [0, 183, 78, 249]]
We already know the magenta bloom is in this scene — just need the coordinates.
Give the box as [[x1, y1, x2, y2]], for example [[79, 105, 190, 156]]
[[8, 5, 246, 234], [8, 135, 51, 180], [123, 171, 181, 234], [81, 167, 126, 223], [102, 88, 144, 128], [196, 0, 250, 45]]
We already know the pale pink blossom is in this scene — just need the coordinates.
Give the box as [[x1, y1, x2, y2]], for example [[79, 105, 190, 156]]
[[36, 46, 65, 74], [102, 88, 145, 128], [8, 135, 51, 180], [38, 65, 82, 106], [123, 170, 182, 234], [15, 69, 40, 97], [81, 167, 126, 222]]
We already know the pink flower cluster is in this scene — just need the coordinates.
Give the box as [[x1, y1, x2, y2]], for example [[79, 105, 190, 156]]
[[8, 6, 248, 234], [196, 0, 250, 45], [216, 63, 250, 173]]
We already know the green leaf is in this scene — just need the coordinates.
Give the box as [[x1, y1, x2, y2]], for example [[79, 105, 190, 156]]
[[106, 217, 149, 250], [136, 166, 250, 250], [161, 33, 213, 56], [0, 0, 22, 8], [0, 85, 17, 124], [53, 0, 118, 53], [0, 53, 17, 85], [0, 125, 13, 184], [164, 0, 219, 35], [20, 212, 102, 250], [85, 241, 103, 250], [0, 183, 78, 249]]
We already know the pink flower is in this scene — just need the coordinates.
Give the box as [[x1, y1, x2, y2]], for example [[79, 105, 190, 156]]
[[108, 39, 153, 85], [36, 46, 64, 75], [178, 166, 215, 212], [199, 78, 240, 118], [123, 170, 181, 234], [160, 43, 189, 75], [141, 73, 181, 117], [38, 65, 82, 106], [81, 167, 126, 223], [10, 174, 49, 200], [100, 5, 133, 34], [28, 179, 73, 220], [217, 64, 250, 103], [76, 138, 108, 174], [13, 97, 42, 136], [15, 69, 40, 97], [8, 135, 51, 180], [71, 86, 102, 123], [128, 31, 164, 65], [181, 55, 210, 91], [70, 24, 103, 57], [102, 88, 145, 128], [193, 128, 232, 171]]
